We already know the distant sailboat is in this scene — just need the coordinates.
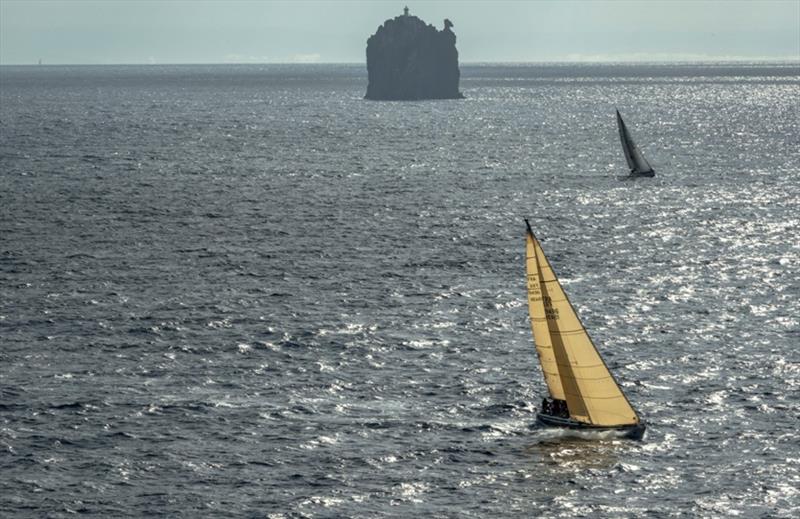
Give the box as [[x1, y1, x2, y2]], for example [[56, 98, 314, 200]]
[[524, 219, 645, 440], [616, 109, 655, 177]]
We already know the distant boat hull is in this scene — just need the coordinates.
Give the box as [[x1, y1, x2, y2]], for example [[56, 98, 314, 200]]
[[536, 412, 646, 440], [618, 170, 655, 181]]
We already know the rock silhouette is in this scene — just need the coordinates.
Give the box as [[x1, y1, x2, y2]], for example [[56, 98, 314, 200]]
[[365, 8, 464, 100]]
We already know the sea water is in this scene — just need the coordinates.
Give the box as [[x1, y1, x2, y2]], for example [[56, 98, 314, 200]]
[[1, 63, 799, 517]]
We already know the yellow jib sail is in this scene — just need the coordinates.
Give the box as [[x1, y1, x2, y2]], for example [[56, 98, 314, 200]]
[[526, 225, 639, 427]]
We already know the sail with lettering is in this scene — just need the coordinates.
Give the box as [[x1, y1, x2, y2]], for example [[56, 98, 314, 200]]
[[526, 229, 566, 401], [525, 219, 645, 439], [616, 109, 655, 177]]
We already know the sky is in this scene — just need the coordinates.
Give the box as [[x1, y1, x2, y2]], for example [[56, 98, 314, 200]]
[[1, 0, 798, 65]]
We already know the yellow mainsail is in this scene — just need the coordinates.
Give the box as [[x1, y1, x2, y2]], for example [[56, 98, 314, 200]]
[[526, 231, 566, 400], [526, 223, 639, 427]]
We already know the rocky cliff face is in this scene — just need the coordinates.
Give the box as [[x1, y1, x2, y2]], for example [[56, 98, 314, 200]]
[[365, 12, 463, 100]]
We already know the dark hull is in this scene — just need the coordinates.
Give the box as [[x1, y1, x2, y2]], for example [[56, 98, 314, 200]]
[[536, 413, 646, 440], [618, 170, 655, 181]]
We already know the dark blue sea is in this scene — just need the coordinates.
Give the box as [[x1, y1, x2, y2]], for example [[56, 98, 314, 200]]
[[1, 62, 799, 517]]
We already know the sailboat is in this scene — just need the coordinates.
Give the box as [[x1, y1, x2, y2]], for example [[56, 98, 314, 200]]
[[524, 219, 645, 440], [616, 109, 655, 177]]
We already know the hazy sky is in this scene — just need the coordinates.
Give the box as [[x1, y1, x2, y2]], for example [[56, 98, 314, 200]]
[[1, 0, 798, 64]]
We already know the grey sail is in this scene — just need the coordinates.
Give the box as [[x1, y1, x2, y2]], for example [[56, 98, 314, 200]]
[[616, 110, 654, 176]]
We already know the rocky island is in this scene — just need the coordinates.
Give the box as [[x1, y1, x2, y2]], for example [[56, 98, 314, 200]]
[[365, 7, 464, 100]]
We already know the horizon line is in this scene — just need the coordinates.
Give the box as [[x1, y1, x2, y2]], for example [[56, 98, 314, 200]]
[[2, 58, 799, 67]]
